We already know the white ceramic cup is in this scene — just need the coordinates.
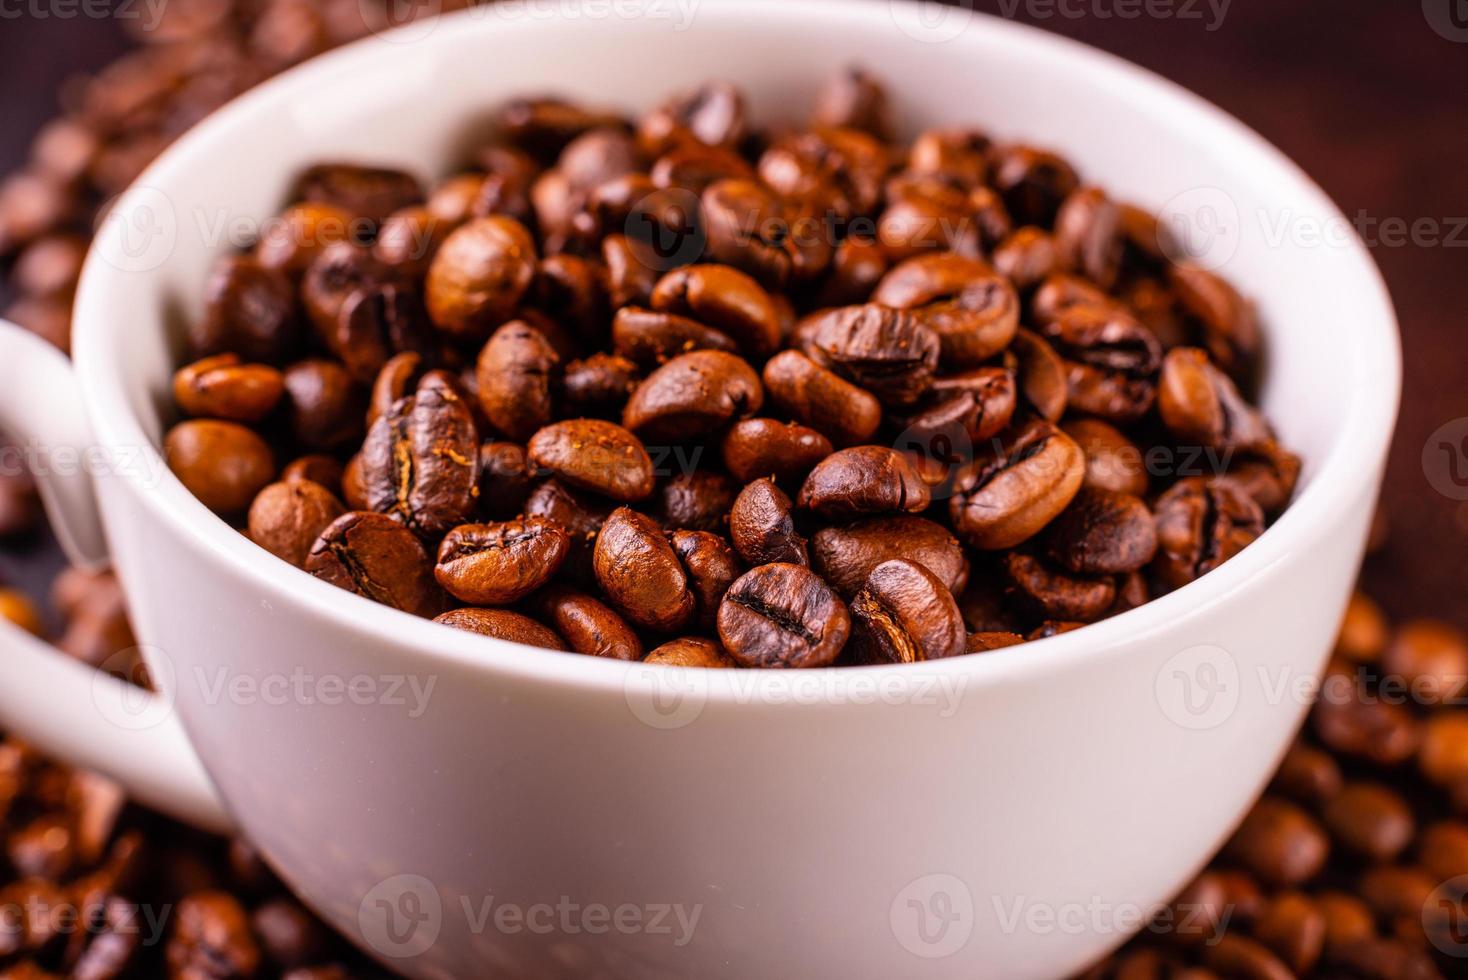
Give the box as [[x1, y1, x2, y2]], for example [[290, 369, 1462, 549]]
[[0, 2, 1399, 977]]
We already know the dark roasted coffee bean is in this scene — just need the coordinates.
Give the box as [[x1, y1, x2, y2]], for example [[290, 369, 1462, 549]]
[[498, 97, 628, 161], [811, 65, 893, 141], [534, 586, 642, 661], [637, 81, 745, 157], [563, 353, 641, 418], [651, 142, 756, 194], [644, 637, 736, 667], [367, 351, 425, 428], [602, 233, 660, 308], [1270, 743, 1343, 807], [306, 511, 440, 616], [966, 631, 1026, 653], [623, 349, 763, 443], [593, 508, 694, 631], [657, 470, 736, 533], [425, 216, 537, 342], [989, 144, 1079, 226], [1002, 549, 1116, 622], [701, 179, 826, 289], [476, 441, 534, 520], [759, 126, 887, 221], [717, 563, 850, 668], [849, 559, 965, 664], [360, 373, 480, 535], [191, 255, 299, 362], [1152, 477, 1264, 590], [651, 264, 782, 359], [165, 420, 276, 516], [172, 354, 285, 423], [818, 235, 891, 307], [1313, 684, 1420, 768], [331, 284, 432, 384], [1169, 263, 1262, 381], [802, 305, 940, 408], [1321, 782, 1414, 862], [248, 480, 345, 569], [1252, 892, 1325, 975], [435, 518, 569, 605], [434, 607, 566, 649], [301, 242, 394, 339], [1042, 487, 1157, 575], [797, 446, 930, 519], [670, 530, 742, 630], [878, 175, 981, 260], [894, 367, 1017, 460], [1041, 304, 1162, 424], [282, 358, 366, 451], [992, 226, 1060, 293], [1032, 273, 1118, 327], [166, 892, 262, 980], [476, 320, 560, 442], [729, 478, 807, 567], [1008, 327, 1069, 422], [292, 163, 423, 223], [256, 201, 359, 275], [1225, 441, 1302, 518], [1223, 796, 1329, 887], [527, 419, 654, 502], [949, 420, 1085, 550], [611, 306, 738, 366], [1199, 933, 1293, 980], [908, 128, 990, 188], [253, 897, 331, 970], [872, 253, 1019, 367], [1054, 187, 1123, 289], [761, 350, 880, 447], [811, 515, 968, 599], [1159, 347, 1270, 450], [374, 205, 451, 277], [1063, 418, 1149, 497], [720, 418, 834, 488]]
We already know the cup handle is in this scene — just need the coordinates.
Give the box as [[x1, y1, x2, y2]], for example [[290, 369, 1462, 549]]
[[0, 320, 233, 834]]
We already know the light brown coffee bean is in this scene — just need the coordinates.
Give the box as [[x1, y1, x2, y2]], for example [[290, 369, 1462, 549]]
[[720, 419, 834, 487], [425, 216, 537, 341], [644, 637, 736, 667], [434, 608, 566, 650], [173, 355, 285, 423], [761, 350, 881, 447], [435, 518, 570, 605], [1322, 783, 1414, 862], [796, 446, 931, 519], [527, 419, 654, 503], [475, 320, 560, 442], [1223, 796, 1330, 887], [592, 508, 695, 632], [623, 349, 763, 444], [811, 515, 968, 599], [165, 420, 276, 516], [650, 264, 782, 359], [1042, 487, 1158, 575], [248, 480, 345, 568]]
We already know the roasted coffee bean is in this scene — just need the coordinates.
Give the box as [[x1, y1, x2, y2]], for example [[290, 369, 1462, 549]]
[[255, 200, 359, 275], [1252, 892, 1325, 975], [637, 81, 745, 157], [1419, 713, 1468, 787], [908, 127, 990, 188], [190, 255, 299, 362], [1169, 263, 1262, 381], [651, 142, 756, 194], [1054, 187, 1123, 289], [1270, 743, 1344, 807], [247, 480, 345, 569], [729, 478, 807, 567], [761, 350, 880, 447], [499, 97, 629, 161], [374, 205, 451, 277], [895, 367, 1017, 459], [949, 420, 1085, 550], [1199, 933, 1293, 980], [165, 420, 276, 515], [1009, 327, 1069, 422], [527, 419, 654, 503], [563, 353, 641, 418], [721, 418, 834, 488], [644, 637, 736, 667], [811, 515, 968, 599], [330, 283, 432, 384], [818, 235, 891, 307], [476, 320, 560, 442], [717, 563, 850, 668], [1381, 620, 1468, 706], [300, 242, 395, 339], [1063, 418, 1149, 497], [657, 470, 737, 533], [534, 586, 642, 661], [12, 233, 86, 297], [1042, 487, 1157, 575], [1313, 685, 1420, 768], [592, 508, 695, 632], [367, 352, 425, 428], [801, 305, 940, 408], [1032, 273, 1118, 327], [992, 226, 1061, 293], [282, 358, 365, 451], [871, 253, 1019, 367], [1152, 477, 1264, 590], [172, 354, 284, 423], [611, 306, 738, 366], [797, 446, 930, 519], [166, 892, 262, 980], [623, 349, 763, 443], [989, 144, 1079, 226], [1002, 549, 1116, 622], [1225, 441, 1302, 519], [281, 456, 343, 494], [306, 511, 440, 616], [877, 176, 981, 260], [966, 631, 1026, 653], [477, 441, 534, 519], [524, 478, 612, 585], [361, 373, 480, 535], [701, 179, 825, 289], [1223, 797, 1330, 887], [292, 163, 423, 223], [253, 897, 331, 970], [434, 607, 566, 650], [1322, 783, 1414, 862], [811, 65, 893, 140], [849, 559, 965, 664], [651, 264, 782, 359], [435, 518, 569, 605], [425, 216, 537, 341], [1159, 347, 1270, 450], [602, 233, 660, 308], [1041, 304, 1162, 424], [670, 530, 742, 629]]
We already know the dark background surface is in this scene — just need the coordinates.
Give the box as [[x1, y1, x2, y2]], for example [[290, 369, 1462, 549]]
[[1, 1, 1465, 624]]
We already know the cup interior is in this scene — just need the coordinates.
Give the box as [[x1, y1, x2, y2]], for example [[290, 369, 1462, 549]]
[[74, 0, 1399, 673]]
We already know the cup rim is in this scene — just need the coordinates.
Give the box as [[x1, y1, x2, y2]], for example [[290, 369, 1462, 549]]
[[72, 0, 1401, 698]]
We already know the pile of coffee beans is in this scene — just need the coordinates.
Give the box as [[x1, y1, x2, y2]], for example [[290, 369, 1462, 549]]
[[161, 68, 1298, 667]]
